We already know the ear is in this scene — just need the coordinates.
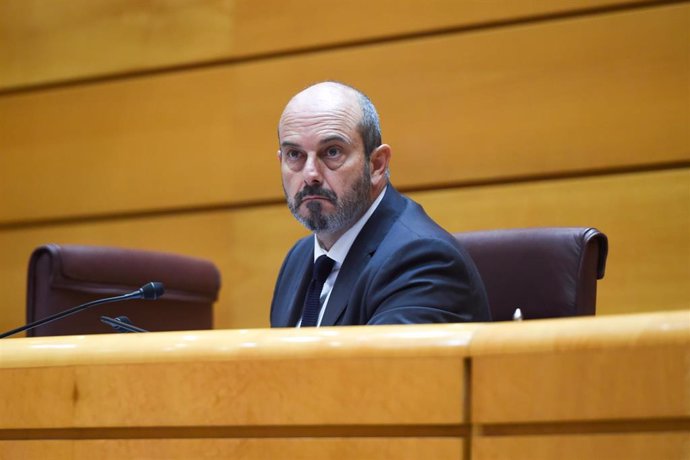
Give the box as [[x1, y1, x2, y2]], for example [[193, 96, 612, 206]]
[[276, 149, 282, 162], [369, 144, 391, 185]]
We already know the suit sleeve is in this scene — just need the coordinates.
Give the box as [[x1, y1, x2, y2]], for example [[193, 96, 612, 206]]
[[365, 238, 490, 324]]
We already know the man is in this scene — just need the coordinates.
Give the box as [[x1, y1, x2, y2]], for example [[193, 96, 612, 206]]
[[270, 81, 490, 327]]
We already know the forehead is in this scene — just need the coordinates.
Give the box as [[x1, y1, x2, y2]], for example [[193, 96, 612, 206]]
[[279, 87, 362, 145]]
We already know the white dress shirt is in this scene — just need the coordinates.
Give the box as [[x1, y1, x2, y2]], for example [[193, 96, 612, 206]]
[[297, 186, 387, 327]]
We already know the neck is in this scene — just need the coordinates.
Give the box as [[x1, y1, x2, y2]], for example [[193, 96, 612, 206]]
[[315, 232, 342, 252]]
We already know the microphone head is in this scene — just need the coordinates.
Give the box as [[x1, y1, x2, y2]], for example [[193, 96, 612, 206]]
[[140, 282, 165, 300]]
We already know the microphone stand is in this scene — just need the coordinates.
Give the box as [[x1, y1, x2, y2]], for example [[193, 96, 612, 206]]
[[0, 282, 163, 339], [101, 315, 148, 333]]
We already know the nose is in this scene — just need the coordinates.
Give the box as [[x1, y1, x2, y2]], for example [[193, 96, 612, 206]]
[[302, 154, 323, 185]]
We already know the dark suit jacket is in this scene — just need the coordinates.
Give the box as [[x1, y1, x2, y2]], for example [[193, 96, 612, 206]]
[[270, 186, 490, 326]]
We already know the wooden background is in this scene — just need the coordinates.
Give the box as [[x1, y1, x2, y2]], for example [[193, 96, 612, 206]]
[[0, 0, 688, 333]]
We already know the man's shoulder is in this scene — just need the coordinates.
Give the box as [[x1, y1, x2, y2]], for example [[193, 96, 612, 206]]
[[392, 193, 458, 245], [357, 187, 457, 254], [285, 234, 313, 260], [274, 234, 312, 290]]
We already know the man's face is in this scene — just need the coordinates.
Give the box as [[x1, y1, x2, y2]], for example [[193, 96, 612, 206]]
[[278, 90, 372, 236]]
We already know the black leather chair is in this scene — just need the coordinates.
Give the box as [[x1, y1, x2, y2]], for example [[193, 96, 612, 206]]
[[454, 227, 608, 321], [26, 244, 221, 336]]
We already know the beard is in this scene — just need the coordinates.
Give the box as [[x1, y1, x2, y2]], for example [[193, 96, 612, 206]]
[[284, 164, 371, 234]]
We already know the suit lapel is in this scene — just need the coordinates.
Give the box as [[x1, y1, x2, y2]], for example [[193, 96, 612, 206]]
[[320, 187, 407, 326], [275, 242, 313, 327]]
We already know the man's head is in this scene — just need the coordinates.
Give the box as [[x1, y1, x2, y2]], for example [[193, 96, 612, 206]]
[[278, 82, 391, 247]]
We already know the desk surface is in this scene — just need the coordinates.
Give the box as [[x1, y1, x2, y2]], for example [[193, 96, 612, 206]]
[[2, 310, 687, 367], [1, 310, 688, 460]]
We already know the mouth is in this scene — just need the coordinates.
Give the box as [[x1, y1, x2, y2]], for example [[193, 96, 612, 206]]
[[299, 196, 335, 210], [302, 196, 330, 203]]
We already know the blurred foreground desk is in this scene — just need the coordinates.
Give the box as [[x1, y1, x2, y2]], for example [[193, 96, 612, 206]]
[[1, 311, 688, 459]]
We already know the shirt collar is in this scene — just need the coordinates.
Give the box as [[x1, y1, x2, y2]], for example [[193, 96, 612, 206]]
[[313, 186, 387, 265]]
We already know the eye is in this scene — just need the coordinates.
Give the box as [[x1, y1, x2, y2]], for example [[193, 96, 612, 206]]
[[284, 149, 303, 161], [325, 146, 341, 158], [320, 145, 347, 170]]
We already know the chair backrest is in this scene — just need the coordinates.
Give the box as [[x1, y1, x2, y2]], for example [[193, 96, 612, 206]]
[[453, 227, 608, 321], [26, 244, 221, 336]]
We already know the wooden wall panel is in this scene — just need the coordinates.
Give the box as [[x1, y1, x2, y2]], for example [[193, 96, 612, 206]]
[[0, 326, 471, 458], [1, 4, 687, 223], [472, 346, 688, 422], [0, 168, 686, 334], [473, 433, 689, 460], [0, 439, 464, 460], [1, 313, 686, 460], [1, 359, 464, 428], [0, 0, 236, 90], [0, 0, 661, 90], [470, 312, 690, 459]]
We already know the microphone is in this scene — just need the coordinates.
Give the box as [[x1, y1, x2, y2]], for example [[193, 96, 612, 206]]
[[0, 282, 165, 339], [139, 282, 164, 300], [101, 315, 148, 333]]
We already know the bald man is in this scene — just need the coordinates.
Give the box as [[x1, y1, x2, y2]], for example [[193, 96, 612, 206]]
[[270, 82, 490, 327]]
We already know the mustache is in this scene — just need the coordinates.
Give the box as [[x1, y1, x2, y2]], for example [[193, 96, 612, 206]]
[[294, 185, 337, 206]]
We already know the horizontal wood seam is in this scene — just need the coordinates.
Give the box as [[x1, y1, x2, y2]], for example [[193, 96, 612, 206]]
[[1, 161, 687, 230], [478, 418, 690, 436], [2, 419, 687, 440], [0, 424, 470, 440]]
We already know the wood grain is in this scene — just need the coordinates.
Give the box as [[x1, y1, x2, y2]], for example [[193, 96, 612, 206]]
[[0, 0, 662, 89], [1, 4, 687, 223], [0, 324, 478, 369], [472, 346, 689, 422], [0, 357, 465, 429], [473, 433, 689, 460], [470, 311, 690, 425], [0, 438, 465, 460], [0, 312, 687, 459]]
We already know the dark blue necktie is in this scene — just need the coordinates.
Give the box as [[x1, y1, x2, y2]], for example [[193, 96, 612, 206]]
[[301, 255, 335, 327]]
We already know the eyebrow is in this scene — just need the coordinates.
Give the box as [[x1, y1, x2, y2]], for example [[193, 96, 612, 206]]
[[319, 135, 350, 145], [280, 135, 351, 150]]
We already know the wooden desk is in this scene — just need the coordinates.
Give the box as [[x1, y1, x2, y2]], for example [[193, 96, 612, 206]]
[[1, 311, 688, 459]]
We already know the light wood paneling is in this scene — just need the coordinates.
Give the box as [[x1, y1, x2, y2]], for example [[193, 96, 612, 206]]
[[0, 313, 687, 460], [0, 358, 464, 428], [0, 0, 235, 90], [0, 327, 470, 460], [0, 0, 661, 89], [470, 311, 690, 424], [1, 4, 687, 223], [468, 306, 689, 357], [472, 346, 688, 422], [473, 433, 689, 460], [0, 168, 686, 334], [470, 312, 690, 459], [0, 323, 479, 369], [0, 439, 465, 460]]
